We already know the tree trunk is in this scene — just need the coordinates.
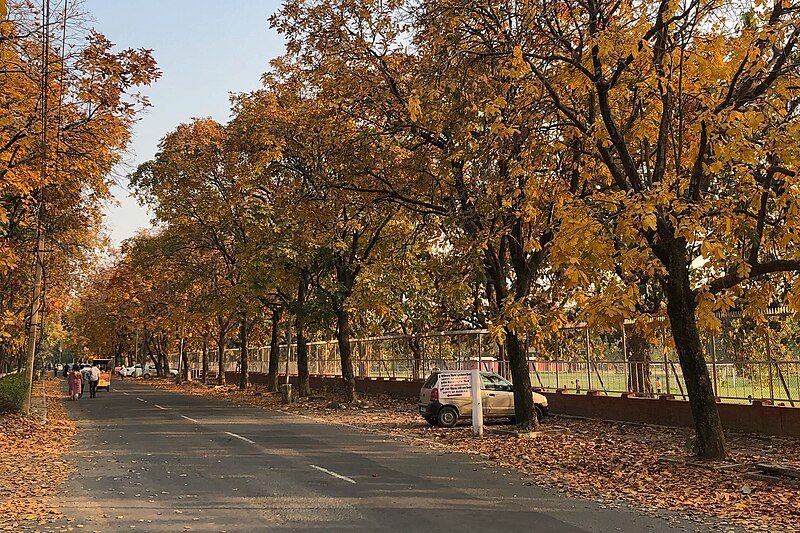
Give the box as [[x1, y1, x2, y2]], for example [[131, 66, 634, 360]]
[[238, 318, 249, 390], [506, 329, 540, 430], [180, 339, 189, 382], [295, 316, 310, 397], [295, 274, 310, 397], [217, 330, 226, 385], [266, 307, 281, 392], [625, 324, 652, 395], [664, 246, 726, 459], [408, 335, 423, 380], [201, 335, 209, 384], [335, 306, 356, 403]]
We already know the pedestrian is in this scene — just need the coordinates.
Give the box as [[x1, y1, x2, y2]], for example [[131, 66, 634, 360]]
[[53, 364, 58, 377], [575, 378, 582, 392], [88, 362, 100, 398], [68, 366, 83, 400], [655, 377, 663, 394], [63, 363, 70, 378]]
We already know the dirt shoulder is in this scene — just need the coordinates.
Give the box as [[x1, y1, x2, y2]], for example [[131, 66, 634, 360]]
[[0, 378, 76, 531], [141, 378, 800, 533]]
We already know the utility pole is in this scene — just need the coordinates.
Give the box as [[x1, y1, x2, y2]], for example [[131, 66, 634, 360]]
[[23, 0, 52, 415]]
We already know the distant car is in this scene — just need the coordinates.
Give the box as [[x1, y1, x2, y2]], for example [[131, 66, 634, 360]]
[[418, 371, 549, 427], [141, 364, 179, 379], [118, 365, 137, 377]]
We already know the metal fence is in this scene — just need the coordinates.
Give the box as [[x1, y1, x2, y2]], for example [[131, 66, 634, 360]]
[[172, 315, 800, 406]]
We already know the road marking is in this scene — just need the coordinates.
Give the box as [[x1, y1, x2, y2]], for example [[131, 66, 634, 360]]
[[136, 397, 147, 403], [181, 415, 199, 423], [309, 464, 357, 484], [122, 392, 129, 396], [154, 404, 168, 410], [225, 431, 256, 444]]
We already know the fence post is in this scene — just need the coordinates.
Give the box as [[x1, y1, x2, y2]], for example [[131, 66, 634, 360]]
[[710, 334, 718, 398], [621, 323, 628, 392], [662, 327, 671, 396], [555, 335, 561, 390], [765, 331, 775, 403], [584, 327, 592, 391]]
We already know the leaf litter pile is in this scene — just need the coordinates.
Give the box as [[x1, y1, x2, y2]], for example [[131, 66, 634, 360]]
[[144, 378, 800, 532], [0, 379, 75, 531]]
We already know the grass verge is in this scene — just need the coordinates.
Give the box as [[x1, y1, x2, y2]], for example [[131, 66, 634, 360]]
[[0, 373, 26, 413]]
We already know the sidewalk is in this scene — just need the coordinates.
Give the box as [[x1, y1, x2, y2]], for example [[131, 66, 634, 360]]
[[0, 378, 76, 531]]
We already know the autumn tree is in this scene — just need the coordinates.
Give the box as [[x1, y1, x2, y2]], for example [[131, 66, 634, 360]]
[[0, 1, 158, 379], [520, 0, 800, 458]]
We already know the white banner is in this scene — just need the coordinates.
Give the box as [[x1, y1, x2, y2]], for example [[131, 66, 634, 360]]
[[438, 371, 472, 399]]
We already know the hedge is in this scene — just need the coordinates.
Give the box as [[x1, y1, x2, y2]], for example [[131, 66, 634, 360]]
[[0, 373, 26, 413]]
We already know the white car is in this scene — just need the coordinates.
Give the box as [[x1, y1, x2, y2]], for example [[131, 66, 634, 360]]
[[142, 364, 179, 379]]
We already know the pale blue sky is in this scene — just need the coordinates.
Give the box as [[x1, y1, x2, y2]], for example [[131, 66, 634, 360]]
[[85, 0, 285, 245]]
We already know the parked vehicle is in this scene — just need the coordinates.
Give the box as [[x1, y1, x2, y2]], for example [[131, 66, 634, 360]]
[[118, 365, 138, 377], [142, 364, 178, 379], [418, 371, 548, 427]]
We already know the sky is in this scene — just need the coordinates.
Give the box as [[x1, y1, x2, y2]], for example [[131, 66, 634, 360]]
[[84, 0, 285, 245]]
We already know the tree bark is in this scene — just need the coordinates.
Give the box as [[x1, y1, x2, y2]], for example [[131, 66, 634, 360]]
[[266, 307, 281, 392], [201, 334, 209, 384], [180, 338, 189, 382], [216, 329, 226, 386], [625, 325, 652, 395], [295, 317, 310, 397], [506, 329, 540, 430], [408, 335, 423, 380], [664, 244, 726, 459], [295, 274, 310, 397], [238, 317, 249, 390], [335, 306, 357, 402]]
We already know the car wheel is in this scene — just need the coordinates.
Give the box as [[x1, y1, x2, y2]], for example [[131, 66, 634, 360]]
[[424, 416, 438, 426], [437, 406, 458, 428]]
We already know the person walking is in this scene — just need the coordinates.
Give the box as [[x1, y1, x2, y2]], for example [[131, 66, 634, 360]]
[[68, 367, 83, 400], [63, 363, 70, 378], [88, 362, 100, 398]]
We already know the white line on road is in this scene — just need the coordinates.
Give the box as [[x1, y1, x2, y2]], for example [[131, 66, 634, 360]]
[[181, 415, 199, 423], [225, 431, 256, 444], [136, 397, 147, 403], [122, 392, 129, 395], [154, 404, 168, 410], [310, 464, 357, 484]]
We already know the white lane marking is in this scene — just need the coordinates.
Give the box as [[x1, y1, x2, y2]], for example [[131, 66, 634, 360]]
[[136, 397, 147, 403], [309, 464, 357, 484], [122, 392, 129, 395], [225, 431, 256, 445], [181, 415, 199, 423], [154, 404, 168, 410]]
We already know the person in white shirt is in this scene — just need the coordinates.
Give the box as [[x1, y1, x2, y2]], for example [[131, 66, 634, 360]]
[[88, 364, 101, 398]]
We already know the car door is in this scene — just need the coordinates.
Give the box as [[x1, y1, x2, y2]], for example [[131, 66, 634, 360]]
[[483, 374, 514, 417]]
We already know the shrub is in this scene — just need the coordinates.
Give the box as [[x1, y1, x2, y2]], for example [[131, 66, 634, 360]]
[[0, 373, 27, 413]]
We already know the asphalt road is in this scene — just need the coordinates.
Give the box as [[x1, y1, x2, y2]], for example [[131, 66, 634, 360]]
[[54, 379, 706, 532]]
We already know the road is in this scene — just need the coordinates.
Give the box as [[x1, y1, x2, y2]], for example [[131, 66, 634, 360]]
[[54, 379, 704, 532]]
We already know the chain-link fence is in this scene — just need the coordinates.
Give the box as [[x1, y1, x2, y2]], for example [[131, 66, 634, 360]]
[[170, 309, 800, 406]]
